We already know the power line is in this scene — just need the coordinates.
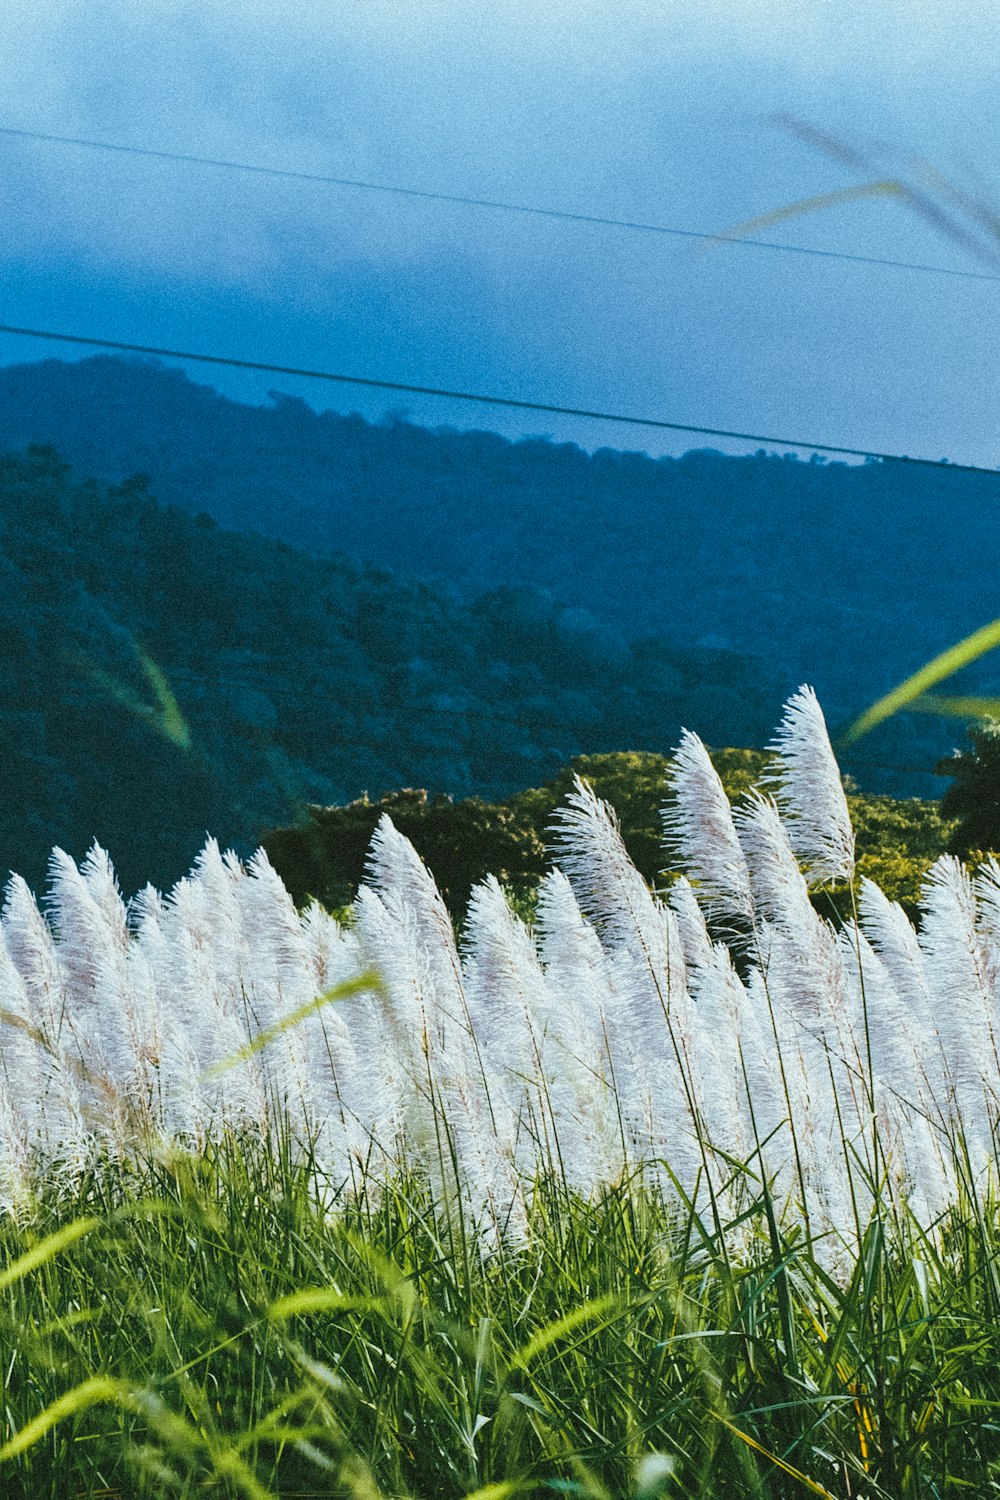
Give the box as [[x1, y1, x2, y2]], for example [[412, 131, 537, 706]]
[[1, 321, 997, 475], [3, 122, 997, 288]]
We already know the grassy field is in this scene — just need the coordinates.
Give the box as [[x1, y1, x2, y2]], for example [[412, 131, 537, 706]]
[[3, 1137, 1000, 1499]]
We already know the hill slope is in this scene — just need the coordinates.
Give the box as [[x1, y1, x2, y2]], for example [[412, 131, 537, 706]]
[[0, 356, 995, 794], [0, 447, 779, 893]]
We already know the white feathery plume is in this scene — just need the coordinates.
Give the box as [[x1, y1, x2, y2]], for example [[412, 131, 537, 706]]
[[439, 1061, 529, 1249], [0, 1084, 31, 1215], [462, 877, 548, 1176], [686, 944, 754, 1174], [234, 849, 320, 1135], [364, 817, 500, 1129], [128, 882, 204, 1144], [0, 930, 44, 1189], [733, 795, 858, 1185], [356, 880, 503, 1221], [534, 871, 624, 1188], [361, 821, 518, 1231], [534, 870, 609, 1033], [347, 886, 419, 1172], [857, 878, 942, 1105], [464, 876, 609, 1202], [2, 874, 88, 1174], [838, 925, 919, 1103], [187, 840, 252, 1026], [662, 730, 754, 923], [765, 686, 855, 884], [668, 877, 715, 972], [302, 900, 359, 993], [732, 791, 856, 1135], [3, 874, 65, 1040], [551, 777, 686, 997], [918, 856, 999, 1163], [81, 844, 160, 1094], [46, 847, 154, 1143], [973, 857, 1000, 1005], [365, 816, 479, 1059], [733, 792, 818, 937], [298, 904, 380, 1181], [751, 909, 862, 1246], [80, 842, 129, 932], [0, 927, 43, 1098], [839, 925, 953, 1223], [734, 964, 795, 1183], [551, 779, 710, 1196], [857, 879, 934, 1019], [162, 877, 266, 1137]]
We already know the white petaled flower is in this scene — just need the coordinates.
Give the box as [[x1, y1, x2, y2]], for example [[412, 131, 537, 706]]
[[765, 686, 855, 884]]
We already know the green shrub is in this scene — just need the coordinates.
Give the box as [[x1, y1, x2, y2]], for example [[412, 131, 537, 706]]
[[266, 747, 956, 921]]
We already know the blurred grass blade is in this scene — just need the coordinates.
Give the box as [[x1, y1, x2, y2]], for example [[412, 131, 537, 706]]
[[704, 180, 902, 248], [64, 643, 191, 749], [513, 1293, 618, 1366], [907, 694, 1000, 720], [843, 614, 1000, 743], [140, 650, 191, 749], [202, 970, 382, 1080], [459, 1485, 523, 1500], [267, 1288, 379, 1321], [0, 1216, 100, 1294], [0, 1375, 129, 1459]]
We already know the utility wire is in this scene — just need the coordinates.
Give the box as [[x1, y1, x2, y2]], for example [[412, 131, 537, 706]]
[[2, 122, 997, 287], [1, 321, 997, 474]]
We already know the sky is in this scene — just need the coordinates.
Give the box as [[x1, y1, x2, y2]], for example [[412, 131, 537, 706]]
[[2, 1, 1000, 463]]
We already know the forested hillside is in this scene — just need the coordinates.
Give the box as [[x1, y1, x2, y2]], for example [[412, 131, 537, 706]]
[[0, 446, 779, 893], [0, 355, 996, 794]]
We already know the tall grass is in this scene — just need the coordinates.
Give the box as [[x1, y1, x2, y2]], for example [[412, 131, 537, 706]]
[[3, 687, 1000, 1494], [4, 1138, 1000, 1497]]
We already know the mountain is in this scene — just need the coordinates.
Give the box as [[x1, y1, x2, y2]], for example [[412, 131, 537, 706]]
[[0, 354, 992, 796], [0, 446, 779, 894]]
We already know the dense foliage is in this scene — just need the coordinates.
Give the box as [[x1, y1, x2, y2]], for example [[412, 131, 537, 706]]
[[2, 355, 997, 796], [937, 717, 1000, 857], [0, 446, 779, 894], [6, 1157, 1000, 1500], [265, 747, 956, 919]]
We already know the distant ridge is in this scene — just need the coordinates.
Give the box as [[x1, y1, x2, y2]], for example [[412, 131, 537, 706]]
[[0, 354, 996, 794]]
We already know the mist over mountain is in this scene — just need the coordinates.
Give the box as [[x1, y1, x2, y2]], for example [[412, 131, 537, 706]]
[[0, 354, 994, 795]]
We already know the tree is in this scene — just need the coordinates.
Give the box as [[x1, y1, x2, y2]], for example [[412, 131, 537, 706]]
[[937, 719, 1000, 857]]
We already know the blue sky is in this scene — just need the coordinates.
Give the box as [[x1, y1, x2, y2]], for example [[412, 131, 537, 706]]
[[2, 1, 999, 462]]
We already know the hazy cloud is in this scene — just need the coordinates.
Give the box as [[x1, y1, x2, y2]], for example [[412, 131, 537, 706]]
[[1, 1, 999, 460]]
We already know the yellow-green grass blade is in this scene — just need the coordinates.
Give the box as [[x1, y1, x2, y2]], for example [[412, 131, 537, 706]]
[[907, 693, 1000, 720], [512, 1292, 618, 1367], [843, 614, 1000, 743], [201, 969, 382, 1081], [0, 1216, 100, 1294]]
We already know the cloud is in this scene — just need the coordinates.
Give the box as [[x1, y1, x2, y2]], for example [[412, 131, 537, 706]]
[[1, 1, 1000, 464]]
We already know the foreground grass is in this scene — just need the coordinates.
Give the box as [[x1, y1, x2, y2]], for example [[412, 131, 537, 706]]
[[2, 1143, 1000, 1498]]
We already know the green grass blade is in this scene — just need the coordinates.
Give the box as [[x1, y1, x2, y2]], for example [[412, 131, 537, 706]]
[[0, 1375, 130, 1459], [201, 970, 382, 1080], [0, 1216, 100, 1293], [842, 613, 1000, 742]]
